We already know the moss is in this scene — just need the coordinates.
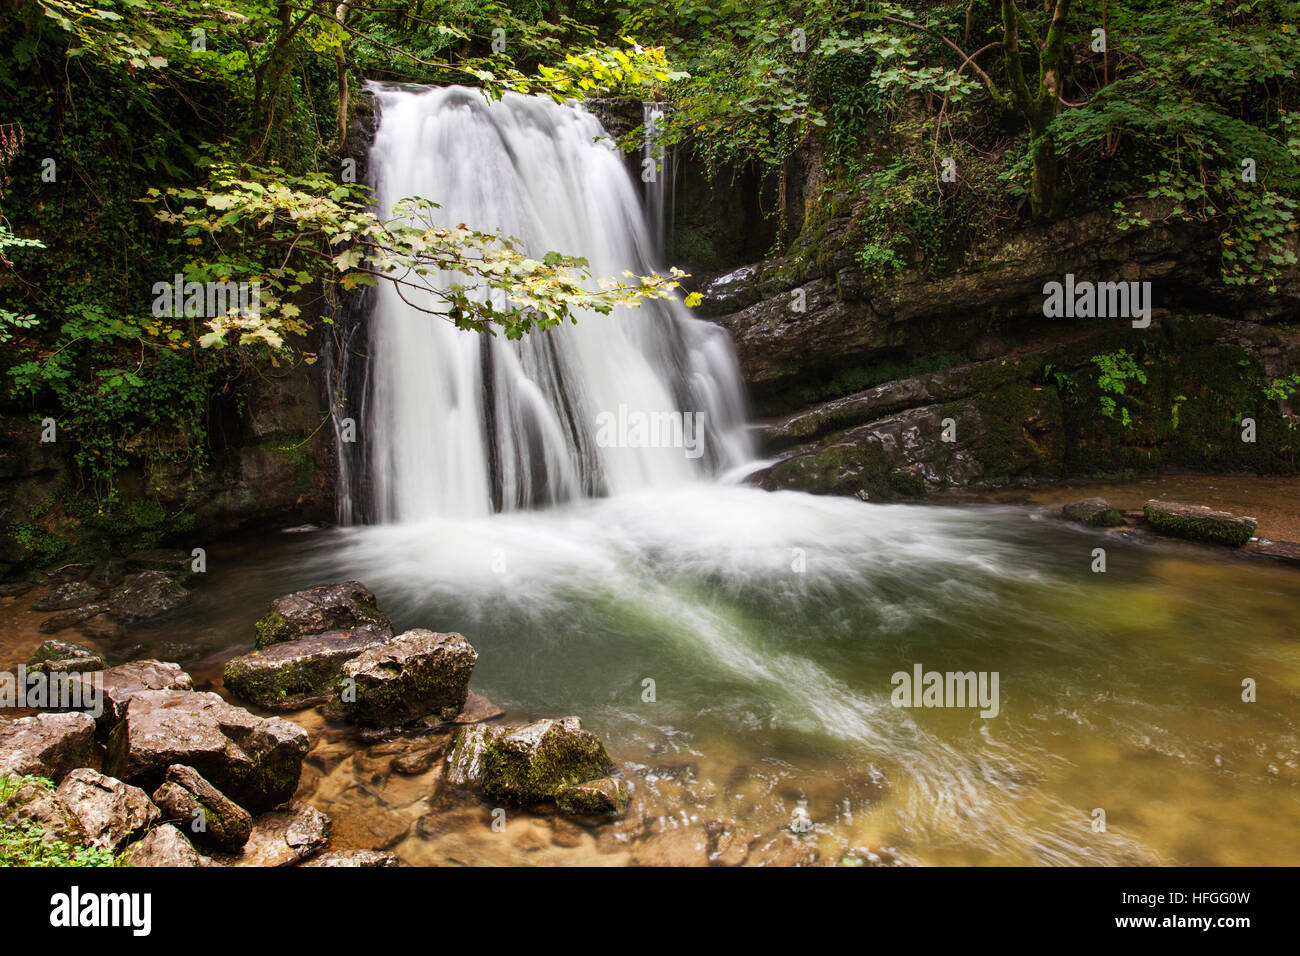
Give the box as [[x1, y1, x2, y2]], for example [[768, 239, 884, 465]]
[[481, 722, 615, 805], [554, 778, 630, 815], [1143, 504, 1255, 547], [765, 440, 895, 500], [887, 467, 927, 498], [971, 378, 1065, 485], [253, 611, 288, 649], [260, 432, 317, 495]]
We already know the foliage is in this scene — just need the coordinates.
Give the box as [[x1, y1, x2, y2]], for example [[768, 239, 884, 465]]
[[1091, 348, 1148, 428]]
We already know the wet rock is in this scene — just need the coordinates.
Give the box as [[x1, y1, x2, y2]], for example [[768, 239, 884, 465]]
[[0, 712, 96, 781], [212, 801, 329, 867], [324, 788, 409, 850], [32, 581, 102, 612], [631, 826, 710, 866], [223, 624, 392, 711], [119, 824, 203, 867], [55, 768, 159, 851], [0, 776, 88, 846], [107, 571, 190, 622], [1062, 497, 1126, 528], [446, 723, 492, 787], [1143, 499, 1258, 547], [480, 717, 615, 805], [151, 764, 252, 852], [37, 604, 110, 635], [78, 614, 126, 642], [339, 629, 477, 728], [751, 831, 818, 867], [707, 821, 755, 866], [86, 660, 194, 734], [253, 580, 391, 649], [27, 639, 106, 673], [548, 817, 587, 848], [555, 776, 631, 816], [104, 689, 309, 813], [301, 849, 399, 867], [391, 748, 439, 776]]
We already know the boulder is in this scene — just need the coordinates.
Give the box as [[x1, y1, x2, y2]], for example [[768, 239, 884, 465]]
[[212, 801, 329, 867], [37, 604, 111, 635], [555, 776, 631, 815], [27, 639, 107, 673], [119, 824, 203, 867], [339, 629, 477, 728], [223, 624, 392, 711], [391, 748, 439, 776], [0, 712, 96, 781], [1062, 497, 1126, 527], [106, 571, 190, 621], [84, 660, 194, 734], [151, 764, 252, 852], [32, 581, 102, 612], [480, 717, 615, 805], [1143, 499, 1257, 547], [54, 768, 159, 851], [301, 849, 399, 867], [104, 690, 309, 813], [253, 581, 391, 649]]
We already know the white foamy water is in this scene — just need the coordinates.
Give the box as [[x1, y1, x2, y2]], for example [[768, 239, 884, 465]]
[[361, 85, 751, 521]]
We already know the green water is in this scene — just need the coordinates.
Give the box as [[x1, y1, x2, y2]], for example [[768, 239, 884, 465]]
[[161, 486, 1300, 865]]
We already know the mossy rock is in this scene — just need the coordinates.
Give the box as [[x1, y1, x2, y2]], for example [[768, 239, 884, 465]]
[[253, 580, 391, 649], [1062, 497, 1125, 527], [1143, 500, 1257, 548], [480, 717, 615, 805]]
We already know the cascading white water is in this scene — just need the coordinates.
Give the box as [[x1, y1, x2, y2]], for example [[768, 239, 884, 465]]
[[363, 85, 752, 522]]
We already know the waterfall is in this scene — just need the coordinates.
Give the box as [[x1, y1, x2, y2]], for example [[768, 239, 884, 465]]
[[642, 102, 676, 258], [353, 84, 752, 523]]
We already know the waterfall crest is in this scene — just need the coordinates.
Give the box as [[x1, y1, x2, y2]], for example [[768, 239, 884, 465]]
[[357, 85, 752, 522]]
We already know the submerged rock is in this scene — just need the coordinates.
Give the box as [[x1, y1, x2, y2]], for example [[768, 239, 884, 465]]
[[37, 604, 111, 635], [212, 801, 329, 867], [1062, 497, 1125, 527], [107, 571, 191, 622], [27, 639, 107, 674], [32, 581, 103, 612], [339, 629, 477, 728], [480, 717, 615, 805], [301, 849, 399, 867], [55, 768, 159, 851], [104, 689, 309, 813], [223, 624, 392, 711], [151, 764, 252, 852], [253, 580, 391, 649], [119, 824, 203, 867], [1143, 499, 1257, 547], [0, 712, 96, 781]]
